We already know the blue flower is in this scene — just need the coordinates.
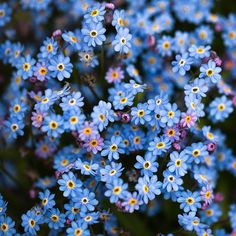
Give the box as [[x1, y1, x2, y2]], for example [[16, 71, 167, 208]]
[[75, 159, 99, 175], [208, 96, 233, 122], [167, 151, 188, 176], [101, 136, 126, 161], [172, 53, 193, 75], [177, 190, 202, 212], [39, 189, 55, 211], [113, 92, 134, 110], [112, 28, 132, 54], [178, 212, 204, 232], [48, 54, 73, 81], [121, 192, 143, 213], [200, 60, 222, 83], [91, 101, 115, 132], [39, 37, 58, 59], [0, 215, 16, 235], [62, 31, 81, 51], [157, 35, 173, 57], [82, 22, 106, 47], [185, 142, 209, 164], [162, 170, 183, 192], [66, 221, 90, 236], [72, 188, 98, 212], [131, 103, 152, 125], [112, 9, 125, 30], [161, 103, 181, 127], [21, 210, 41, 235], [63, 109, 85, 131], [10, 98, 27, 119], [46, 208, 66, 230], [4, 117, 24, 139], [100, 162, 124, 182], [105, 178, 128, 203], [135, 175, 162, 204], [84, 3, 106, 23], [41, 114, 64, 138], [134, 152, 159, 177], [58, 171, 82, 197], [34, 89, 58, 112], [148, 135, 171, 156], [184, 78, 208, 98], [0, 3, 11, 27], [189, 45, 211, 59], [16, 55, 36, 80], [60, 91, 84, 112]]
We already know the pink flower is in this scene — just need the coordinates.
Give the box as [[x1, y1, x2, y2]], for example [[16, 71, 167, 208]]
[[180, 111, 197, 128]]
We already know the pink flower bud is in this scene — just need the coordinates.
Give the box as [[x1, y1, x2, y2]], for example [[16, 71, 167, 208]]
[[105, 3, 115, 10], [214, 192, 224, 202], [147, 35, 156, 47], [232, 96, 236, 107], [52, 29, 62, 38], [180, 129, 187, 139], [29, 77, 37, 83], [202, 202, 208, 210], [214, 57, 222, 66], [173, 142, 181, 151], [215, 23, 222, 32], [66, 219, 72, 225], [207, 142, 216, 152], [121, 113, 131, 123], [55, 170, 61, 179], [29, 189, 37, 199]]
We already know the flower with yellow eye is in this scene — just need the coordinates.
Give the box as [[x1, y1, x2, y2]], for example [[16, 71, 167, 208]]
[[33, 62, 50, 81], [39, 189, 55, 211], [75, 159, 99, 175], [122, 192, 142, 213], [200, 185, 214, 205], [131, 103, 151, 125], [189, 44, 211, 59], [161, 103, 180, 127], [177, 190, 201, 213], [41, 114, 64, 138], [200, 60, 222, 84], [112, 9, 125, 30], [135, 175, 162, 204], [101, 135, 125, 160], [105, 178, 128, 203], [167, 151, 188, 176], [4, 117, 24, 139], [48, 54, 73, 81], [0, 3, 11, 27], [134, 152, 159, 177], [82, 22, 106, 47], [58, 171, 82, 197], [84, 3, 106, 23], [16, 54, 36, 80], [148, 135, 171, 156], [209, 95, 233, 122], [91, 101, 115, 132], [186, 142, 209, 164], [112, 27, 132, 54], [62, 31, 81, 51], [39, 37, 58, 59], [35, 89, 58, 112], [180, 110, 197, 128]]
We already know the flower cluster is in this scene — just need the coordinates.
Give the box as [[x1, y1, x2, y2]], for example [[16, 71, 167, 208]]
[[0, 1, 236, 236]]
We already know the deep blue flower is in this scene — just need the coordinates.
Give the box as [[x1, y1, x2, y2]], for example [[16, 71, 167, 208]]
[[48, 54, 73, 81]]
